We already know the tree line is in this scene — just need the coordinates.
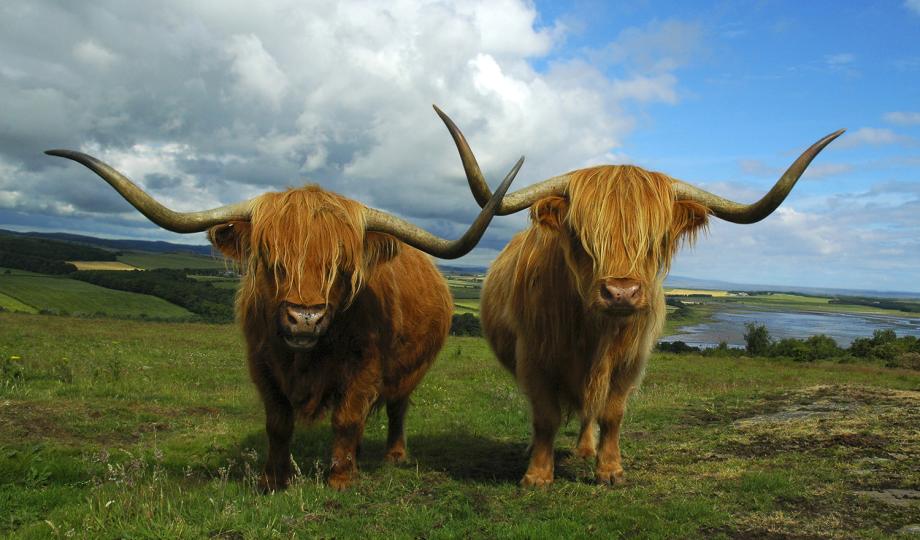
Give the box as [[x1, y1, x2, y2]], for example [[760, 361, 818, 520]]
[[658, 324, 920, 370], [0, 234, 118, 274]]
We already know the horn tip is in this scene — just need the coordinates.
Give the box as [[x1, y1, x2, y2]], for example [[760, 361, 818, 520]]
[[432, 104, 448, 119]]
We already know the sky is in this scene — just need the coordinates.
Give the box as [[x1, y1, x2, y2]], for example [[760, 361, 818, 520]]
[[1, 1, 918, 292]]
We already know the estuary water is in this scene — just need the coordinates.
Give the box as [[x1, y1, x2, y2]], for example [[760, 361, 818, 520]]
[[661, 309, 920, 348]]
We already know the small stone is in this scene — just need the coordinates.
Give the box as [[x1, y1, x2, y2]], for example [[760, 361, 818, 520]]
[[898, 524, 920, 535]]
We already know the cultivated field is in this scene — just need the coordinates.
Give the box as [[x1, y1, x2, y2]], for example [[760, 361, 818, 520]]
[[66, 261, 139, 271], [1, 313, 917, 538], [664, 288, 733, 297], [0, 274, 194, 320], [117, 251, 228, 270]]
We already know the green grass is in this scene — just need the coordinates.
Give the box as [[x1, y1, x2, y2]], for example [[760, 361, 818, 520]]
[[117, 251, 228, 270], [0, 312, 918, 538], [0, 275, 194, 320], [453, 300, 480, 315], [0, 291, 38, 314]]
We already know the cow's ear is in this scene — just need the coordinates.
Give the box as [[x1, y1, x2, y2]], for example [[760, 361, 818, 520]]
[[670, 199, 709, 245], [363, 232, 401, 268], [530, 196, 569, 230], [208, 221, 251, 261]]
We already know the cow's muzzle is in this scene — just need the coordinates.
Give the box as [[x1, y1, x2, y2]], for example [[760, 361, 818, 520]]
[[596, 278, 643, 315], [279, 302, 331, 350]]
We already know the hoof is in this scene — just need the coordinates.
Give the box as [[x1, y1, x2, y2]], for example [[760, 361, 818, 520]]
[[258, 474, 289, 493], [327, 472, 354, 491], [384, 448, 408, 464], [596, 467, 625, 486], [575, 446, 597, 459], [520, 471, 554, 488]]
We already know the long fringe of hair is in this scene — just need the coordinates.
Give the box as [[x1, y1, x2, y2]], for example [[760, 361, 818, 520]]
[[238, 186, 368, 311], [565, 165, 677, 279]]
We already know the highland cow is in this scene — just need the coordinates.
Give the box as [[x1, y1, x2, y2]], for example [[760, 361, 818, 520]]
[[438, 107, 843, 486], [47, 109, 522, 490]]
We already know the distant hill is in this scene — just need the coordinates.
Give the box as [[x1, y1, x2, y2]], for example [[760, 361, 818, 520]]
[[0, 229, 213, 256], [3, 228, 918, 299], [438, 264, 488, 274], [665, 275, 920, 300]]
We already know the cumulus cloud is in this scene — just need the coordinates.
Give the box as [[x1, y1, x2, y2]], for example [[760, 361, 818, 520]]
[[884, 111, 920, 125], [836, 127, 915, 148], [73, 40, 118, 69], [0, 1, 701, 257], [225, 34, 289, 109], [603, 19, 704, 73], [673, 189, 920, 291], [739, 159, 853, 180], [824, 53, 855, 66], [907, 0, 920, 15]]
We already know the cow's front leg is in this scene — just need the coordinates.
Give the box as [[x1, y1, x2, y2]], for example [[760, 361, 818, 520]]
[[596, 391, 630, 485], [328, 388, 375, 490], [260, 395, 294, 492], [384, 397, 410, 463]]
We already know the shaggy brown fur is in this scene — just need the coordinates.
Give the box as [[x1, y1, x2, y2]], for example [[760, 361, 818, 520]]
[[481, 166, 709, 486], [209, 185, 452, 491]]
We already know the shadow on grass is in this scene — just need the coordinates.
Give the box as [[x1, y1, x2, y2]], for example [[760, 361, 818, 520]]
[[216, 426, 589, 486]]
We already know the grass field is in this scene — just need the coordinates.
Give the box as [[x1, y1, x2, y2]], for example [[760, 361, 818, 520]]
[[454, 300, 480, 315], [0, 292, 38, 314], [0, 275, 194, 320], [0, 312, 917, 538], [117, 251, 228, 270]]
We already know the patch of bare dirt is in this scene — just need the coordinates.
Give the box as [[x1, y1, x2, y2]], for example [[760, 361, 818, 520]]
[[720, 385, 920, 462]]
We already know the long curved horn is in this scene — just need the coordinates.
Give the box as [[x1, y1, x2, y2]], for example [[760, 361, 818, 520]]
[[46, 147, 521, 258], [435, 105, 845, 223], [671, 129, 846, 223], [44, 150, 254, 233], [434, 105, 566, 215], [364, 156, 523, 259]]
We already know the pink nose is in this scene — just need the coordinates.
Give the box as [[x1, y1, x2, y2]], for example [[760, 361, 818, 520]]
[[597, 278, 642, 311], [279, 302, 329, 337]]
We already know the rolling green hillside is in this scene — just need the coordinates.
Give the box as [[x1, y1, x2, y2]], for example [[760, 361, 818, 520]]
[[0, 274, 194, 319]]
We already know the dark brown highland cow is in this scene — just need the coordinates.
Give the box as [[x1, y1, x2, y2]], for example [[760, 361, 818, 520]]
[[439, 108, 844, 486], [47, 109, 522, 490]]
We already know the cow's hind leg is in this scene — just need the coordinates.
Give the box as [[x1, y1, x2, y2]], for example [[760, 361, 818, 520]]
[[575, 416, 597, 459], [521, 383, 561, 487], [384, 397, 410, 463]]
